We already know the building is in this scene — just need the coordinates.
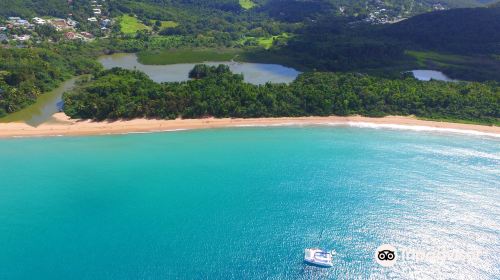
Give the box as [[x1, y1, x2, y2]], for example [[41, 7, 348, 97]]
[[7, 17, 31, 28], [80, 32, 94, 40], [87, 17, 98, 22], [66, 18, 78, 27], [100, 19, 111, 27], [13, 34, 31, 41], [0, 34, 8, 43], [64, 32, 77, 40], [49, 19, 72, 31], [32, 17, 46, 25]]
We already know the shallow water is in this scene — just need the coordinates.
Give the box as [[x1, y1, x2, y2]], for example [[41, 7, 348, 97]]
[[99, 53, 300, 84], [0, 126, 498, 279], [411, 70, 453, 82]]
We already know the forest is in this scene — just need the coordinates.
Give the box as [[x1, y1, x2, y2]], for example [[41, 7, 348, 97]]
[[1, 1, 500, 124], [260, 6, 500, 80], [0, 43, 102, 117], [63, 66, 500, 125]]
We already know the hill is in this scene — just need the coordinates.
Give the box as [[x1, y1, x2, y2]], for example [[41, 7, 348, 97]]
[[1, 0, 70, 18], [259, 6, 500, 80], [382, 7, 500, 55]]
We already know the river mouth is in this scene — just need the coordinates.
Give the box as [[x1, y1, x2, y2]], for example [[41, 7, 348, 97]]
[[98, 53, 301, 85], [0, 77, 81, 126]]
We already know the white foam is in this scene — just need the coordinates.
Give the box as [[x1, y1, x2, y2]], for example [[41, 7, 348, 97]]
[[234, 122, 303, 127], [12, 134, 64, 138], [328, 122, 500, 139], [5, 121, 499, 139], [235, 121, 499, 139], [116, 128, 190, 135], [415, 145, 500, 161]]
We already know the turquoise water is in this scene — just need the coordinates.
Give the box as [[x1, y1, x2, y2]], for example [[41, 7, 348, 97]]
[[0, 127, 499, 279]]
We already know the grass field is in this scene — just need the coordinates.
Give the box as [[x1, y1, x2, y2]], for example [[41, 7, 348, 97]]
[[257, 37, 274, 49], [119, 15, 150, 34], [239, 0, 256, 9], [150, 20, 179, 29], [239, 33, 291, 49], [137, 48, 243, 65], [406, 50, 466, 68]]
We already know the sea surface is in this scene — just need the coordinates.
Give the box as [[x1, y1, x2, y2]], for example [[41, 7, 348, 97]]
[[99, 53, 300, 85], [0, 126, 499, 279]]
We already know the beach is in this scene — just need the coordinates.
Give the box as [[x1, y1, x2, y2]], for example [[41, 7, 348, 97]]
[[0, 113, 498, 138]]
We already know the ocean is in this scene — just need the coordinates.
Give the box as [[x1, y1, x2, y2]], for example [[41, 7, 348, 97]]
[[0, 126, 498, 279]]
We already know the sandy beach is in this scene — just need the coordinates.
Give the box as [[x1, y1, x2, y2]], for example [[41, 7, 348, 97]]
[[0, 113, 498, 138]]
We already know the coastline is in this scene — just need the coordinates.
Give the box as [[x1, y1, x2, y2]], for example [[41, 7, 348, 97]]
[[0, 113, 498, 139]]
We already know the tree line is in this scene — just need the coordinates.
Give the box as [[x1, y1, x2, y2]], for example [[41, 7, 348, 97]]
[[63, 66, 500, 125]]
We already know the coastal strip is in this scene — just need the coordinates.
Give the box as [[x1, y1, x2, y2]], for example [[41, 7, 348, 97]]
[[0, 113, 498, 139]]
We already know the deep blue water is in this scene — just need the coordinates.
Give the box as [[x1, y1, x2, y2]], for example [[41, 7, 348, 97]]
[[0, 127, 498, 279]]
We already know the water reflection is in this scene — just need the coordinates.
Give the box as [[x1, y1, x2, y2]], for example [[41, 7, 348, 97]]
[[99, 53, 301, 85]]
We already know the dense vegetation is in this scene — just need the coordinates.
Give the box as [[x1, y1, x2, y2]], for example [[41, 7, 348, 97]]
[[0, 44, 101, 117], [64, 66, 500, 125], [2, 0, 500, 122], [381, 7, 500, 55], [262, 6, 500, 81]]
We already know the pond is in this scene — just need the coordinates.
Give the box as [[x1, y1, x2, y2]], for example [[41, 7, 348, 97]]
[[98, 53, 301, 85], [411, 70, 454, 82]]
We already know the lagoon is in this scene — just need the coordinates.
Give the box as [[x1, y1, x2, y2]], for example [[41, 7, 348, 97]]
[[99, 53, 301, 85], [0, 126, 498, 279]]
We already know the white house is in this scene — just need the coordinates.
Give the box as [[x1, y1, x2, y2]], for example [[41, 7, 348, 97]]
[[66, 18, 78, 27], [13, 34, 31, 41], [32, 17, 46, 25]]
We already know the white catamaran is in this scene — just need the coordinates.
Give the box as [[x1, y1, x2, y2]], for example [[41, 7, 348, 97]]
[[304, 248, 334, 267]]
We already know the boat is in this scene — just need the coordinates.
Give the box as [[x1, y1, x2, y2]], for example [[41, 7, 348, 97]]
[[304, 248, 334, 267]]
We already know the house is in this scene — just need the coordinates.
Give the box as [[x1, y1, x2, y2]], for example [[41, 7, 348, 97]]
[[65, 32, 87, 41], [66, 18, 78, 27], [80, 32, 94, 39], [87, 17, 98, 22], [0, 34, 8, 42], [7, 17, 31, 28], [13, 34, 31, 41], [93, 9, 102, 15], [32, 17, 46, 25], [100, 19, 111, 27], [49, 19, 72, 31], [0, 26, 7, 31], [17, 20, 29, 26], [64, 32, 77, 40]]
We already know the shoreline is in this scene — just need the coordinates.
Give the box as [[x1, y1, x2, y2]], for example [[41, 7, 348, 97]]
[[0, 113, 498, 139]]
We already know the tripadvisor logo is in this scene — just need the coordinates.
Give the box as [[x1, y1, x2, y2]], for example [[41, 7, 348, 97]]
[[375, 244, 397, 267]]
